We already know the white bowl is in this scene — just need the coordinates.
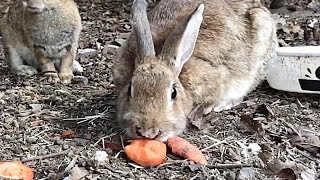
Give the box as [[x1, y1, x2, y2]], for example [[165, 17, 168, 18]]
[[266, 46, 320, 94]]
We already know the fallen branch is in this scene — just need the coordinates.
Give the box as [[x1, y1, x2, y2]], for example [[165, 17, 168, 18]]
[[21, 150, 69, 162], [206, 163, 252, 169]]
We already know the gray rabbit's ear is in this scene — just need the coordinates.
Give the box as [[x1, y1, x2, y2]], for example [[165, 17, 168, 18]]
[[161, 4, 204, 75], [131, 0, 156, 61]]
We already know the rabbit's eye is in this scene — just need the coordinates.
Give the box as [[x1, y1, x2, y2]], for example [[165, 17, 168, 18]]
[[128, 84, 132, 98], [171, 87, 177, 100]]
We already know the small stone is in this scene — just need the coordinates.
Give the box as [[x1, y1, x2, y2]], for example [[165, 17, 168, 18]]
[[47, 145, 60, 152], [311, 101, 319, 108], [74, 138, 89, 146], [26, 137, 38, 143], [128, 172, 135, 179], [302, 109, 313, 115], [38, 149, 48, 155], [62, 143, 69, 150], [30, 145, 37, 151], [226, 171, 236, 180], [3, 134, 12, 140], [54, 139, 64, 145], [13, 148, 23, 154], [22, 82, 30, 86]]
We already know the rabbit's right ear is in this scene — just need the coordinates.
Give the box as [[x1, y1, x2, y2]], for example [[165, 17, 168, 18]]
[[131, 0, 156, 62], [160, 4, 204, 76]]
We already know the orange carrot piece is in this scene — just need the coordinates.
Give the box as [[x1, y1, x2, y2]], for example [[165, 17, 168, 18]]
[[124, 139, 167, 167], [0, 161, 34, 180], [167, 136, 208, 164]]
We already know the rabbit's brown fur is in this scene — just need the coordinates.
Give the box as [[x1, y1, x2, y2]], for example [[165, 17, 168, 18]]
[[113, 0, 277, 141], [1, 0, 82, 84]]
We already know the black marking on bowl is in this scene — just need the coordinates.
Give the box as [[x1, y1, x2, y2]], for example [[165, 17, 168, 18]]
[[298, 79, 320, 91], [316, 66, 320, 79]]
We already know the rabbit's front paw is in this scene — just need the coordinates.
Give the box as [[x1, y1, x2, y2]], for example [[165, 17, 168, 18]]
[[203, 105, 214, 115], [59, 72, 74, 84], [43, 72, 60, 82], [213, 101, 233, 112], [16, 65, 38, 76]]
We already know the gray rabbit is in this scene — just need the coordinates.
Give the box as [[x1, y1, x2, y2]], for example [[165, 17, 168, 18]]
[[113, 0, 278, 141], [1, 0, 83, 84]]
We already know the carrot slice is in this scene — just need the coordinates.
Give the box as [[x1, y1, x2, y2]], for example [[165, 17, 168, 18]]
[[0, 161, 34, 180], [167, 136, 208, 164], [124, 139, 167, 167]]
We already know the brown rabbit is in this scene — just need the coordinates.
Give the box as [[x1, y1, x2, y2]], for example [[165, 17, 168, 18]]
[[113, 0, 278, 141], [1, 0, 83, 84]]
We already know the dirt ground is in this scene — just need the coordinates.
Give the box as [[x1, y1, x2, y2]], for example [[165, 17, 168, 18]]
[[0, 0, 319, 179]]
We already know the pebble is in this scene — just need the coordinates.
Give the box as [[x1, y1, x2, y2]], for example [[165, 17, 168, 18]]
[[74, 138, 89, 146], [26, 136, 38, 143], [226, 171, 236, 180], [22, 82, 30, 86], [311, 101, 319, 108], [3, 134, 12, 140], [38, 149, 48, 155], [54, 139, 64, 145], [48, 145, 60, 152], [30, 145, 37, 151], [302, 109, 313, 115], [13, 148, 23, 154], [62, 143, 69, 150]]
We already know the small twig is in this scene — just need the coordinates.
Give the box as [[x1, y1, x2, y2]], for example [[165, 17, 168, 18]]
[[120, 135, 125, 149], [157, 159, 187, 168], [190, 174, 198, 180], [21, 150, 69, 162], [114, 150, 124, 159], [102, 164, 128, 175], [63, 108, 110, 124], [296, 98, 305, 108], [201, 136, 233, 151], [64, 155, 79, 172], [128, 162, 144, 169], [92, 132, 118, 147], [206, 163, 252, 169]]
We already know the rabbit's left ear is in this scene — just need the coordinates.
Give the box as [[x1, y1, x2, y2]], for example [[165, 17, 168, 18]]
[[160, 4, 204, 75]]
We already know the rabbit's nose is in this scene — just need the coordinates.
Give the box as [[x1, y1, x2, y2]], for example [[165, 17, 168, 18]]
[[135, 126, 160, 139]]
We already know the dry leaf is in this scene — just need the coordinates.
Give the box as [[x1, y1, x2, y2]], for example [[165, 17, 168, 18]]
[[276, 168, 297, 180], [255, 104, 274, 118], [258, 151, 283, 172], [301, 168, 316, 180], [240, 114, 265, 136], [238, 167, 255, 180], [62, 129, 76, 139], [287, 126, 320, 156], [102, 141, 123, 152], [64, 166, 89, 180]]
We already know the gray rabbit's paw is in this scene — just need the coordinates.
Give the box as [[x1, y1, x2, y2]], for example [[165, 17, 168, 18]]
[[16, 65, 38, 76], [59, 72, 74, 84], [43, 72, 60, 83], [214, 101, 233, 112], [213, 97, 244, 112], [203, 105, 214, 115]]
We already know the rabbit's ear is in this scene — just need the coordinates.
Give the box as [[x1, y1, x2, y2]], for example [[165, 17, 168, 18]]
[[132, 0, 156, 60], [161, 4, 204, 75]]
